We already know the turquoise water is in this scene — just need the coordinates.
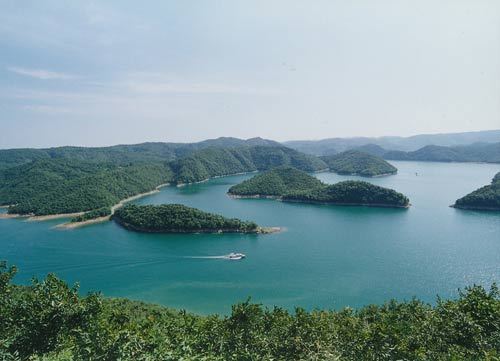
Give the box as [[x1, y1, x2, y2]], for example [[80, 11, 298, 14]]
[[1, 161, 499, 314]]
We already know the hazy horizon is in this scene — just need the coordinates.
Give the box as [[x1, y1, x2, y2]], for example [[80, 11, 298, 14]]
[[1, 1, 499, 148]]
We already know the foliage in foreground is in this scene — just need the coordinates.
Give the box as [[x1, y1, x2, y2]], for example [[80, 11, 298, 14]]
[[113, 203, 259, 233], [1, 262, 499, 360], [454, 172, 500, 211]]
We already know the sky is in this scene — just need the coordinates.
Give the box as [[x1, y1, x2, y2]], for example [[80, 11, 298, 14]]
[[0, 0, 499, 148]]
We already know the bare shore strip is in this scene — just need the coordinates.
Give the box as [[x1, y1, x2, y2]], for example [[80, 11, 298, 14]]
[[55, 183, 171, 230]]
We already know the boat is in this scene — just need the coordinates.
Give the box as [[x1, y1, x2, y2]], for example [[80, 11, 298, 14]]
[[227, 252, 246, 260]]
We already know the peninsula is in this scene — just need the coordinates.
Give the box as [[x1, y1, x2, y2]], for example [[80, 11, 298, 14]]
[[452, 172, 500, 211], [320, 150, 397, 177], [229, 167, 410, 208], [112, 204, 277, 233]]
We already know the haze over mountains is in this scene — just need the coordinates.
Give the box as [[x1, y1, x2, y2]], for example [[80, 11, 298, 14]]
[[284, 130, 500, 154], [2, 130, 499, 171]]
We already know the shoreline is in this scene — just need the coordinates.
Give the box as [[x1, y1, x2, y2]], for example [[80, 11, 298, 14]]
[[282, 198, 410, 209], [450, 204, 500, 212], [114, 218, 281, 234], [228, 192, 409, 209], [55, 215, 111, 229], [56, 183, 170, 229], [176, 171, 258, 187], [228, 193, 280, 200], [27, 212, 85, 222]]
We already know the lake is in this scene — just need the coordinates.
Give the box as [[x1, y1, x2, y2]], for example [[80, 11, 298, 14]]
[[1, 161, 499, 314]]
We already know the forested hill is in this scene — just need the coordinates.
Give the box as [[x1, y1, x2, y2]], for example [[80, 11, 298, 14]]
[[321, 150, 397, 177], [453, 172, 500, 211], [228, 166, 324, 196], [283, 181, 410, 208], [0, 137, 279, 170], [1, 160, 173, 215], [0, 144, 326, 215], [113, 204, 259, 233], [170, 146, 327, 184]]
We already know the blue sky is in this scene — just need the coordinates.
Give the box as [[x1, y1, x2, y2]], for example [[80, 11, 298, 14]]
[[1, 0, 499, 148]]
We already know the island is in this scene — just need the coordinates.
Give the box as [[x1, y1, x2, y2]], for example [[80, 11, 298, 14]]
[[452, 172, 500, 211], [112, 203, 278, 233], [283, 180, 410, 208], [320, 150, 397, 177], [229, 167, 410, 208], [228, 166, 324, 197]]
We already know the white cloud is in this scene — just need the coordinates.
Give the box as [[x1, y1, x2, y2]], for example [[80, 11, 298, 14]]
[[7, 67, 78, 80]]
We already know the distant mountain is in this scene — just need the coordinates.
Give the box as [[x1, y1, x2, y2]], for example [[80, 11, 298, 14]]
[[0, 137, 279, 170], [453, 172, 500, 211], [384, 142, 500, 163], [321, 150, 397, 177], [352, 144, 387, 157], [284, 130, 500, 154]]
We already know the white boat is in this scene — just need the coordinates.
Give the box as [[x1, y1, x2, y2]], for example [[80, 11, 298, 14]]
[[227, 252, 246, 260]]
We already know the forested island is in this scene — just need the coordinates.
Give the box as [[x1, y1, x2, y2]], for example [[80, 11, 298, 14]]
[[320, 150, 397, 177], [1, 262, 499, 360], [284, 181, 409, 208], [112, 204, 274, 233], [453, 172, 500, 211], [228, 166, 324, 197], [229, 167, 410, 208]]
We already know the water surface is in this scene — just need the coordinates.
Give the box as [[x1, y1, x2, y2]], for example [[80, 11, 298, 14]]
[[1, 161, 499, 314]]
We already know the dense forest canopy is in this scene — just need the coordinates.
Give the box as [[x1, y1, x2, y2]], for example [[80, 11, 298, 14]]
[[171, 145, 327, 184], [0, 137, 279, 171], [229, 168, 409, 208], [284, 181, 410, 208], [113, 204, 259, 233], [1, 160, 173, 215], [228, 166, 324, 196], [1, 263, 499, 360], [453, 172, 500, 211], [320, 150, 397, 177], [0, 144, 325, 216]]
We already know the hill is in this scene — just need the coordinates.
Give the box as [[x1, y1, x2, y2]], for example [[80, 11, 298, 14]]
[[283, 130, 500, 154], [384, 142, 500, 163], [0, 137, 280, 170], [0, 159, 173, 215], [453, 172, 500, 211], [171, 145, 327, 184], [229, 169, 409, 208], [283, 181, 410, 208], [2, 263, 498, 360], [228, 166, 324, 197], [113, 204, 261, 233], [321, 150, 397, 177], [0, 143, 325, 216]]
